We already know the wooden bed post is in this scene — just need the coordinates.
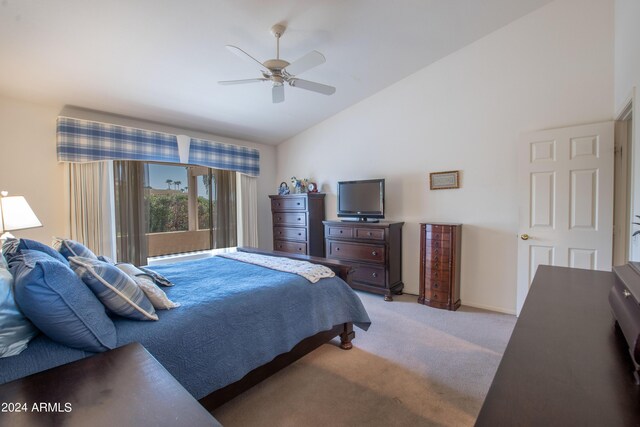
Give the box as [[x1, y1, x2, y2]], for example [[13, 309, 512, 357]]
[[339, 323, 355, 350]]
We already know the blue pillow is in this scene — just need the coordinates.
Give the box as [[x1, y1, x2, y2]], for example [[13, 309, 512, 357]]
[[19, 238, 69, 265], [70, 257, 158, 321], [54, 238, 98, 260], [1, 238, 68, 266], [0, 265, 39, 357], [9, 250, 117, 352]]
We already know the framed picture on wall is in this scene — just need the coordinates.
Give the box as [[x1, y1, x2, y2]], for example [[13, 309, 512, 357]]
[[429, 170, 460, 190]]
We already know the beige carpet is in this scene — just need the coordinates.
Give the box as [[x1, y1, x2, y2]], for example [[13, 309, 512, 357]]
[[212, 292, 516, 427]]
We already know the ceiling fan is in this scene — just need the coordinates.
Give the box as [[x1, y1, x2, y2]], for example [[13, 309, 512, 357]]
[[219, 24, 336, 104]]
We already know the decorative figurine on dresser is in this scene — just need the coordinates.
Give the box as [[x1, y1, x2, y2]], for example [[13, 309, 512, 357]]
[[418, 223, 462, 310], [269, 193, 325, 257]]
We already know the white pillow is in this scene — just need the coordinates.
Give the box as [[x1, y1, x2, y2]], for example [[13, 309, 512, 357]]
[[116, 263, 180, 310]]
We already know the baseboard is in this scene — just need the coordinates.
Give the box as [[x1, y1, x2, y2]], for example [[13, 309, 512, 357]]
[[461, 301, 516, 315], [399, 293, 516, 315]]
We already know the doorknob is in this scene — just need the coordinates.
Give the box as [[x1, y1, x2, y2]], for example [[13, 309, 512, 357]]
[[520, 234, 530, 241]]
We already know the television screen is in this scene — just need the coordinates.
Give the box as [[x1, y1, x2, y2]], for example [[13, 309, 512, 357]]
[[337, 179, 385, 221]]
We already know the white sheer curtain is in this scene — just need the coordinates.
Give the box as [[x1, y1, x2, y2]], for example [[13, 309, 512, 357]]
[[68, 161, 116, 259], [236, 172, 259, 247]]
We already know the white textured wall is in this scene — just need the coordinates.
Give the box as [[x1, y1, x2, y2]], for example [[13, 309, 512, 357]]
[[614, 0, 640, 111], [277, 0, 614, 313], [0, 97, 67, 244], [0, 97, 277, 252]]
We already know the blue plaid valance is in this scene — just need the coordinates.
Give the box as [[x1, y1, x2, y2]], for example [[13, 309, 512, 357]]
[[56, 117, 260, 176]]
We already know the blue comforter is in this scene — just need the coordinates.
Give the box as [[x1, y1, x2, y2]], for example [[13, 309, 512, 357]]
[[0, 257, 371, 399]]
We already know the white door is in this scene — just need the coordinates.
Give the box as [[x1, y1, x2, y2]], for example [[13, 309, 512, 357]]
[[516, 122, 614, 314]]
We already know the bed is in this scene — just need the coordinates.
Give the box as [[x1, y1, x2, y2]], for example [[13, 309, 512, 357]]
[[0, 250, 371, 409]]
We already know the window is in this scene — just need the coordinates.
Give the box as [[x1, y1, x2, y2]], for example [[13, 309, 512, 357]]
[[114, 161, 236, 263]]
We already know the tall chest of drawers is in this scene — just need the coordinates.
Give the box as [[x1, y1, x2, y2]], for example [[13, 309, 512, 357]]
[[418, 223, 462, 311], [324, 220, 404, 301], [269, 193, 325, 257]]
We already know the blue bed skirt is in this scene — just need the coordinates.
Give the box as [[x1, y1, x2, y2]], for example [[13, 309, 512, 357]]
[[0, 257, 371, 399]]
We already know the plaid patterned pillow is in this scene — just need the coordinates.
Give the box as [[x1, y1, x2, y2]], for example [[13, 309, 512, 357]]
[[53, 238, 98, 261], [69, 257, 158, 321]]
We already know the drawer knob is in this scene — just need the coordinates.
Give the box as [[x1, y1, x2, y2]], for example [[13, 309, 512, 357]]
[[336, 247, 340, 251], [277, 217, 282, 221], [339, 230, 343, 233], [624, 289, 632, 298], [433, 294, 438, 299], [371, 251, 377, 256], [434, 283, 439, 289], [367, 232, 372, 236], [298, 247, 302, 251], [372, 272, 378, 278], [297, 218, 301, 221], [298, 232, 302, 236]]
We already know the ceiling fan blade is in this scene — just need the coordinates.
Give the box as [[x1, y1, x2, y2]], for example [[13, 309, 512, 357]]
[[218, 78, 268, 85], [284, 50, 325, 76], [226, 45, 268, 74], [272, 84, 285, 103], [289, 78, 336, 95]]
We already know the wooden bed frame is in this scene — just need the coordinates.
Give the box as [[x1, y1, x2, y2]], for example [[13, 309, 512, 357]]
[[198, 247, 358, 411]]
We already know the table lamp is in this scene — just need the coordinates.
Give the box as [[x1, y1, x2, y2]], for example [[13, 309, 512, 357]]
[[0, 191, 42, 240]]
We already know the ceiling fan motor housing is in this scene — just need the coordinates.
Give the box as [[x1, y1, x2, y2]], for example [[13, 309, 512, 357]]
[[263, 59, 290, 72]]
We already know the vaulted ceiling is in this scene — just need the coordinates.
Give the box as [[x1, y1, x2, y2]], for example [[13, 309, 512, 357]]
[[0, 0, 552, 144]]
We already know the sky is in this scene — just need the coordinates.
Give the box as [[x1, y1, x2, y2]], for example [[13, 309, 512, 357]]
[[148, 164, 208, 196]]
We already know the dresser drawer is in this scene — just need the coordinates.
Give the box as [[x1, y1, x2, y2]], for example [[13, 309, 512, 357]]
[[274, 240, 307, 254], [426, 231, 451, 241], [424, 268, 450, 281], [274, 227, 307, 241], [428, 279, 450, 292], [426, 239, 451, 250], [327, 241, 385, 264], [273, 212, 307, 226], [327, 226, 354, 238], [355, 227, 385, 240], [423, 249, 451, 264], [424, 289, 450, 303], [424, 224, 453, 234], [352, 265, 386, 287], [271, 196, 307, 211]]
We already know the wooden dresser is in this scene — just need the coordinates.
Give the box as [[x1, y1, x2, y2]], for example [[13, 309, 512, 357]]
[[269, 193, 325, 257], [324, 220, 403, 301], [418, 223, 462, 311], [476, 266, 640, 426]]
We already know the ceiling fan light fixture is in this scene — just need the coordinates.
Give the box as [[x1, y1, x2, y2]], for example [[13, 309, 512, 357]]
[[219, 23, 336, 104]]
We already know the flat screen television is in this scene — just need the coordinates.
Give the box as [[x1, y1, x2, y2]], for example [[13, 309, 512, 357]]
[[337, 179, 385, 222]]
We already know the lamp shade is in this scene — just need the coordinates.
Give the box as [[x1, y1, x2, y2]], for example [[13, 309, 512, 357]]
[[0, 194, 42, 233]]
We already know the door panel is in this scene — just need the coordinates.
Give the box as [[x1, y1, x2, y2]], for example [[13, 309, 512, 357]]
[[517, 122, 614, 314]]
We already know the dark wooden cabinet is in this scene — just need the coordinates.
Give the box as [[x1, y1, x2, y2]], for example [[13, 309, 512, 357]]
[[476, 266, 640, 426], [324, 220, 403, 301], [418, 223, 462, 310], [269, 193, 325, 257]]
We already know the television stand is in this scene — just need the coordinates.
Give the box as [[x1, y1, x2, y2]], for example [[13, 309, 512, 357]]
[[324, 220, 403, 301]]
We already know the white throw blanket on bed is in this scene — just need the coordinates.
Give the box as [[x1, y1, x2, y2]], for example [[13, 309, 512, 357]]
[[218, 252, 335, 283]]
